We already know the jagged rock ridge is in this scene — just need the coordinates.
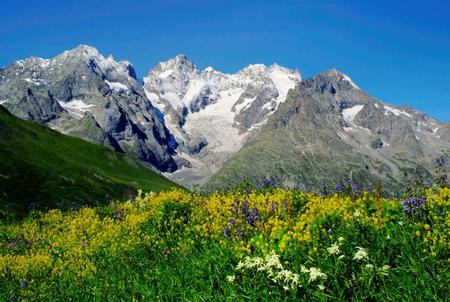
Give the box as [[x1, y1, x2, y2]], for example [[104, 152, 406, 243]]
[[0, 45, 177, 171]]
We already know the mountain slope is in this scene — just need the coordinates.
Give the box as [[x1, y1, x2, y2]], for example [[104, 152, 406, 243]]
[[0, 45, 177, 172], [143, 55, 301, 186], [0, 105, 181, 217], [208, 69, 450, 192], [1, 47, 449, 192]]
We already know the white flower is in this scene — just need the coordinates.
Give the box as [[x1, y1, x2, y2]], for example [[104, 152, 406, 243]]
[[338, 236, 345, 243], [283, 285, 290, 291], [308, 267, 327, 282], [226, 275, 236, 283], [236, 261, 244, 270], [327, 242, 341, 255], [242, 256, 264, 269], [386, 235, 390, 240], [265, 253, 283, 270], [365, 264, 374, 270], [380, 265, 390, 275], [398, 221, 403, 226], [300, 265, 309, 273], [353, 209, 362, 218], [252, 257, 264, 268], [266, 268, 276, 278], [338, 255, 345, 260], [353, 247, 369, 261], [272, 272, 283, 283], [279, 269, 293, 282], [318, 284, 325, 291]]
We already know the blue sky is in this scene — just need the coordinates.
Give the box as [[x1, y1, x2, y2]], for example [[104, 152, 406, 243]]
[[1, 0, 449, 120]]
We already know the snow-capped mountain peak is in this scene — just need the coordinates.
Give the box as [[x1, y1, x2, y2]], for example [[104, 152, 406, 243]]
[[1, 46, 449, 192], [153, 54, 198, 77], [237, 63, 269, 78], [56, 44, 103, 62], [143, 56, 302, 186]]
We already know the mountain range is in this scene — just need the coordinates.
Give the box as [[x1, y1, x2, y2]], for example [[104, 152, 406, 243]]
[[1, 45, 449, 193]]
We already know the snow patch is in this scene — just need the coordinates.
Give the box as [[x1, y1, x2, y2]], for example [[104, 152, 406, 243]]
[[343, 125, 370, 133], [181, 80, 206, 105], [384, 105, 412, 118], [269, 65, 300, 109], [24, 78, 42, 86], [343, 127, 357, 132], [105, 80, 129, 92], [0, 100, 8, 105], [159, 69, 174, 78], [184, 88, 245, 154], [144, 88, 167, 111], [342, 105, 364, 123], [234, 96, 257, 113], [336, 131, 349, 140], [262, 101, 276, 111], [144, 89, 160, 102], [342, 74, 359, 89], [58, 99, 96, 120], [40, 59, 50, 68]]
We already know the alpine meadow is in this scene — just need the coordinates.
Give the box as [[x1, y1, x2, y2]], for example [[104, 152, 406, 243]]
[[1, 1, 449, 301]]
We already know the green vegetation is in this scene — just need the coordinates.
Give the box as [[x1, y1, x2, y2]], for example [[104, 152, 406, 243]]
[[0, 106, 181, 218], [0, 187, 448, 301]]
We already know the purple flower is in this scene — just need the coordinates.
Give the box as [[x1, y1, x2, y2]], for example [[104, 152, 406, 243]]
[[334, 182, 344, 193], [257, 178, 276, 189], [240, 200, 249, 217], [436, 156, 446, 167], [402, 196, 426, 216], [223, 226, 231, 238], [270, 201, 278, 212], [320, 182, 329, 195], [227, 219, 236, 225], [246, 207, 261, 226], [20, 281, 28, 288]]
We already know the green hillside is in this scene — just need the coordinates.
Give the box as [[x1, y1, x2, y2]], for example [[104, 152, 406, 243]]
[[0, 105, 181, 217]]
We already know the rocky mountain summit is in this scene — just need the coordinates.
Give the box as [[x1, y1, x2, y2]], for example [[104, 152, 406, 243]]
[[208, 69, 450, 191], [143, 55, 301, 186], [1, 45, 449, 191], [0, 45, 177, 172]]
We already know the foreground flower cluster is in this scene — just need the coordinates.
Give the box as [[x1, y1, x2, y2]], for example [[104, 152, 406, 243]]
[[0, 187, 449, 300]]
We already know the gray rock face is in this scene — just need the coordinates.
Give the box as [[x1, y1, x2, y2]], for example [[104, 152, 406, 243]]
[[0, 45, 177, 171], [208, 69, 450, 192], [143, 58, 301, 187], [1, 47, 448, 191]]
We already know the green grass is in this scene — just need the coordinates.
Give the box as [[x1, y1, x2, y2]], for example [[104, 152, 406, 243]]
[[0, 105, 181, 217], [0, 187, 448, 301]]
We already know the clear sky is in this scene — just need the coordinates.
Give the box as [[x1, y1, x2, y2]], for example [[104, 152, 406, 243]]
[[1, 0, 449, 121]]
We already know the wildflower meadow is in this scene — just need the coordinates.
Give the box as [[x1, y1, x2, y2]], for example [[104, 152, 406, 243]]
[[0, 185, 449, 301]]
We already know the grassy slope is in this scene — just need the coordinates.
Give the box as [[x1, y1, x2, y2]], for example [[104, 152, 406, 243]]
[[0, 105, 181, 216]]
